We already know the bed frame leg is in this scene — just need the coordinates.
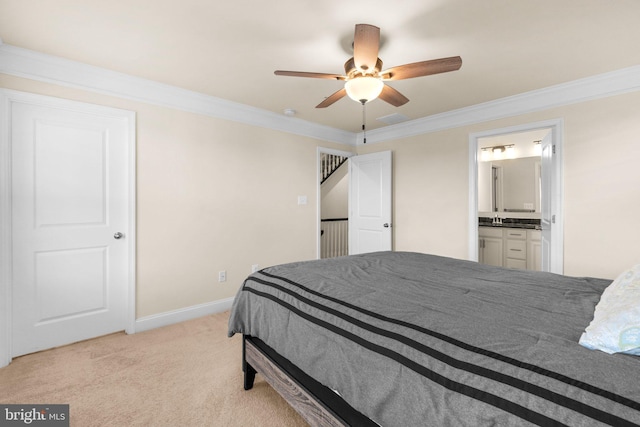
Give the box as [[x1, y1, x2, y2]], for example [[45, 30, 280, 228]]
[[242, 335, 256, 390], [244, 364, 257, 390]]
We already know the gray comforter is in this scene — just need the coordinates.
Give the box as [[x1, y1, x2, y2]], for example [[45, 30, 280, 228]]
[[228, 251, 640, 426]]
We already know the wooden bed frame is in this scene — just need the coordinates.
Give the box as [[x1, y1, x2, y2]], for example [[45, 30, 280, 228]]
[[242, 335, 376, 427]]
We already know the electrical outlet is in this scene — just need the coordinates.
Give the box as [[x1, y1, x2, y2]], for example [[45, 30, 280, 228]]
[[251, 264, 259, 273], [218, 271, 226, 282]]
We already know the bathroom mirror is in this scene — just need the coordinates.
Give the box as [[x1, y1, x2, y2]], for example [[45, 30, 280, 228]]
[[478, 156, 541, 213]]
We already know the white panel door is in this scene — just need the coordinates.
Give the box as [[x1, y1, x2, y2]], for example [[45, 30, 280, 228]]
[[540, 133, 553, 272], [11, 97, 133, 357], [349, 151, 392, 254]]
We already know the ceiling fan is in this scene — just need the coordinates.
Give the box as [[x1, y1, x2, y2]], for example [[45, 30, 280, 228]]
[[275, 24, 462, 108]]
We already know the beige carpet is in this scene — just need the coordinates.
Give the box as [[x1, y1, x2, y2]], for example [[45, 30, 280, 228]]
[[0, 311, 308, 426]]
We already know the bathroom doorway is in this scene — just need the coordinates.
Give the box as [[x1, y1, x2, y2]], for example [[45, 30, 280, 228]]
[[469, 119, 564, 274]]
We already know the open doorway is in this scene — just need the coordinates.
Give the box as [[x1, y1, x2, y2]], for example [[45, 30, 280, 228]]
[[469, 119, 564, 274], [317, 148, 353, 259], [477, 129, 547, 270]]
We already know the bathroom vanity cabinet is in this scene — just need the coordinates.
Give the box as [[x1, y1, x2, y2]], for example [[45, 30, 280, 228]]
[[479, 226, 541, 271]]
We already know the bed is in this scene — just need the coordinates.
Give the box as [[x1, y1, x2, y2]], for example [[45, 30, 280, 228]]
[[228, 251, 640, 426]]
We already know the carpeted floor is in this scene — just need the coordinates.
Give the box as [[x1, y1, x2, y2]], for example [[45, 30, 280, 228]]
[[0, 311, 308, 426]]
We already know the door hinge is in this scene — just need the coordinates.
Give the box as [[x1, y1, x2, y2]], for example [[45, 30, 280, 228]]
[[552, 145, 556, 154], [552, 214, 556, 224]]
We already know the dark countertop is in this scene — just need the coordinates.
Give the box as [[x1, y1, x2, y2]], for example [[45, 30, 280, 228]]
[[479, 223, 541, 230], [478, 217, 541, 230]]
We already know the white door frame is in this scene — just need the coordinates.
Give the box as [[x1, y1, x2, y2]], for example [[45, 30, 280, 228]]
[[316, 147, 354, 259], [0, 89, 137, 367], [468, 119, 564, 273]]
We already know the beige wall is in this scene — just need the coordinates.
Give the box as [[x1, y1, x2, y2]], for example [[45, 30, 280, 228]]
[[136, 108, 325, 317], [321, 164, 348, 219], [0, 74, 349, 318], [358, 90, 640, 280], [3, 73, 639, 320], [357, 127, 471, 259]]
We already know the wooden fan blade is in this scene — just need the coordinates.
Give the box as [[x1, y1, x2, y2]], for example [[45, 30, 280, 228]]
[[275, 70, 345, 80], [353, 24, 380, 73], [382, 56, 462, 81], [316, 88, 347, 108], [378, 84, 409, 107]]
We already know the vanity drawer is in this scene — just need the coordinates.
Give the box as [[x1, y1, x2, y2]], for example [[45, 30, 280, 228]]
[[506, 239, 526, 260], [505, 229, 527, 240]]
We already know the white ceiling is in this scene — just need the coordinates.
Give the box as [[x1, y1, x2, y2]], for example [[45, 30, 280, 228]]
[[1, 0, 639, 133]]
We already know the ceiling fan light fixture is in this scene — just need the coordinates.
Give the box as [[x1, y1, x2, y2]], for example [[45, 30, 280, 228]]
[[345, 76, 384, 104], [274, 24, 462, 109]]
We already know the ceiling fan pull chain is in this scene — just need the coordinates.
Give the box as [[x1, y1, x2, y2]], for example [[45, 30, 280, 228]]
[[362, 101, 367, 144]]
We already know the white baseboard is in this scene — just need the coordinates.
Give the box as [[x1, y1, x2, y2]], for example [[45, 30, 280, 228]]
[[133, 297, 235, 333]]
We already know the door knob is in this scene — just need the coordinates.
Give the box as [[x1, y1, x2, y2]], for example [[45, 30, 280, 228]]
[[383, 223, 390, 228], [114, 232, 124, 239]]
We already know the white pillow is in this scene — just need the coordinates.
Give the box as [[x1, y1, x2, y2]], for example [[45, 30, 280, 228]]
[[579, 264, 640, 355]]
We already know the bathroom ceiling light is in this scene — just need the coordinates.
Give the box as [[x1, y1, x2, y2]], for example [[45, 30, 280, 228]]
[[533, 140, 542, 155], [480, 144, 516, 161]]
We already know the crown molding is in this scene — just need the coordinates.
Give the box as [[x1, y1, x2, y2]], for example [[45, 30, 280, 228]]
[[360, 65, 640, 144], [1, 42, 638, 147], [0, 43, 356, 146]]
